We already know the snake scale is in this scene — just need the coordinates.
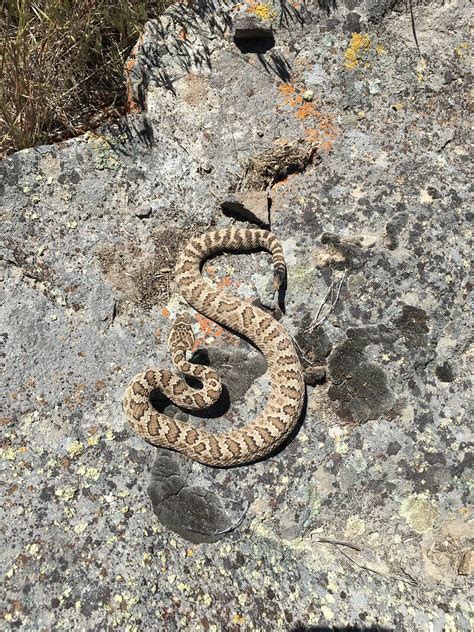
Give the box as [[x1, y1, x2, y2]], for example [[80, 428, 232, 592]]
[[123, 228, 305, 467]]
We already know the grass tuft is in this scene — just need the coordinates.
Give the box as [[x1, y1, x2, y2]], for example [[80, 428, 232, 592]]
[[0, 0, 172, 156]]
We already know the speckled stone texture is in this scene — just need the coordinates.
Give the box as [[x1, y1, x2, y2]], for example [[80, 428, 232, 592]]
[[1, 0, 472, 629]]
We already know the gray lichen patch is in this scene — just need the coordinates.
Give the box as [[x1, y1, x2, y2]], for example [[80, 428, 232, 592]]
[[327, 334, 395, 424]]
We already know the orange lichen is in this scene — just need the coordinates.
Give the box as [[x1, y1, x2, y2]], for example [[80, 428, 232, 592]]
[[304, 123, 338, 153], [278, 82, 304, 108], [278, 83, 296, 96], [194, 313, 224, 338], [192, 313, 240, 350], [295, 102, 316, 120], [217, 276, 233, 289], [161, 307, 170, 318], [277, 81, 339, 152]]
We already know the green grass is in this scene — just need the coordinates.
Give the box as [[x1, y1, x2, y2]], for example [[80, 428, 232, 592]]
[[0, 0, 172, 156]]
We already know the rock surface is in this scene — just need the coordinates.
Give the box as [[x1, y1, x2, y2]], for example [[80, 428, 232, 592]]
[[1, 0, 472, 629], [221, 191, 270, 226], [232, 13, 274, 40]]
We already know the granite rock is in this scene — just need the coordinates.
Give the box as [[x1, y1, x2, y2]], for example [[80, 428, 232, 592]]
[[1, 0, 472, 629]]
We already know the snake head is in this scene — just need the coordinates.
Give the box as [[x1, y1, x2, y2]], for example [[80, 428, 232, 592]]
[[168, 312, 195, 353]]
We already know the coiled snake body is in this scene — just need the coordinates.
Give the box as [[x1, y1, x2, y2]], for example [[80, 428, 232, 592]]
[[123, 228, 305, 467]]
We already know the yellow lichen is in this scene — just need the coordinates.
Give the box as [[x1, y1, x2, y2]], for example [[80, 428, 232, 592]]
[[345, 33, 371, 70], [66, 441, 84, 457], [28, 543, 41, 557], [4, 447, 16, 461], [87, 434, 100, 447], [454, 42, 469, 59], [55, 486, 77, 501], [77, 465, 101, 481], [400, 495, 439, 532], [321, 605, 334, 620], [248, 2, 277, 20], [74, 522, 88, 535]]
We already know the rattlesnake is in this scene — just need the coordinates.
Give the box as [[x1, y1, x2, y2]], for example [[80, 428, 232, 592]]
[[123, 228, 305, 467]]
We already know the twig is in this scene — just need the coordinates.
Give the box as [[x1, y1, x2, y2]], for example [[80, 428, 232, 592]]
[[336, 548, 418, 587], [290, 334, 316, 367], [311, 274, 334, 324], [399, 565, 419, 585], [312, 537, 362, 552], [338, 548, 382, 574], [185, 501, 249, 537], [304, 268, 347, 333], [408, 0, 422, 58], [208, 187, 220, 200]]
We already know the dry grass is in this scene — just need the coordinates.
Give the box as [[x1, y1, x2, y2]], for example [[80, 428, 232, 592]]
[[0, 0, 172, 156]]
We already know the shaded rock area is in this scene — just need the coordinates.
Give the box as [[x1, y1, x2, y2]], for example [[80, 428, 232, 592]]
[[221, 191, 270, 226], [1, 0, 472, 629], [148, 454, 248, 544]]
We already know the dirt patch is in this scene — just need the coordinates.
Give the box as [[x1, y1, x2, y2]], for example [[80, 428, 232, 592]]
[[97, 226, 205, 309]]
